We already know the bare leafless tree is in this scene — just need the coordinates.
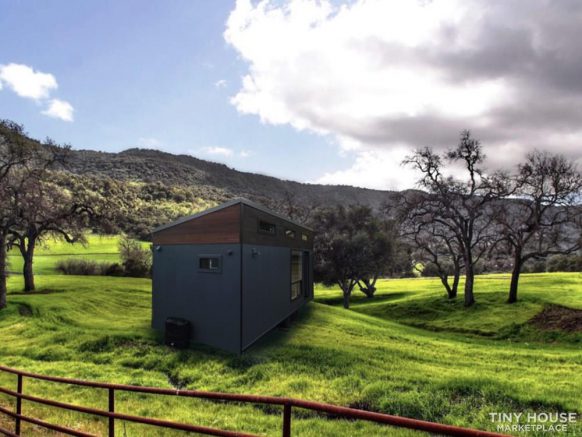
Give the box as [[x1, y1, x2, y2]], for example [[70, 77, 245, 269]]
[[495, 151, 582, 303], [269, 189, 316, 225], [403, 131, 507, 306], [403, 213, 463, 299]]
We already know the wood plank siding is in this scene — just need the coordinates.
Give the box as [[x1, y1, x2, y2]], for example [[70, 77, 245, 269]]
[[153, 204, 241, 245]]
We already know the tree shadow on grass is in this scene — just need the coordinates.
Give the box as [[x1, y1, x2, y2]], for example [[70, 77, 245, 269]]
[[9, 289, 66, 296], [316, 291, 414, 307], [18, 303, 33, 317]]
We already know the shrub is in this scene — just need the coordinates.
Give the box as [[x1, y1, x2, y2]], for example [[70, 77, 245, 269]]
[[105, 263, 125, 277], [56, 239, 152, 278], [119, 237, 152, 278], [56, 259, 117, 276], [547, 254, 582, 272], [522, 259, 547, 273]]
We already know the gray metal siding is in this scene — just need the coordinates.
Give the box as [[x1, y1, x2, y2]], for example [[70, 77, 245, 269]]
[[152, 244, 241, 354], [240, 203, 313, 250], [241, 244, 309, 350]]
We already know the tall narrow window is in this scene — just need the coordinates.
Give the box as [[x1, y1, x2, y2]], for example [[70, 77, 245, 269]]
[[291, 250, 303, 300]]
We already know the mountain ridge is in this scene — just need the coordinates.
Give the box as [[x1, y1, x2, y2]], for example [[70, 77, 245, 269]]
[[67, 147, 403, 208]]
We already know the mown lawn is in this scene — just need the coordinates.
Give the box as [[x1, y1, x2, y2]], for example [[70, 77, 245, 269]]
[[0, 237, 581, 436]]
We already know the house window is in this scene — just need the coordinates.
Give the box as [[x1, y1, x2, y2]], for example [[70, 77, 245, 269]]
[[258, 220, 277, 235], [199, 255, 221, 272], [301, 233, 309, 241], [291, 250, 303, 300], [285, 229, 296, 239]]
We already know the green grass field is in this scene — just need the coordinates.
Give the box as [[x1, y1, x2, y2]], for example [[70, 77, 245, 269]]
[[6, 235, 149, 276], [0, 236, 581, 436]]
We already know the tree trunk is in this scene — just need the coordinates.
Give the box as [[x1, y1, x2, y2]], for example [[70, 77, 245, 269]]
[[339, 279, 354, 309], [342, 292, 350, 309], [0, 234, 7, 310], [438, 274, 454, 298], [22, 239, 36, 292], [358, 276, 377, 298], [508, 251, 522, 304], [451, 268, 460, 299], [463, 256, 475, 307]]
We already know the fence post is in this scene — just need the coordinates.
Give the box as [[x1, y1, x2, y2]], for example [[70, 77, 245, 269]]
[[15, 374, 23, 435], [108, 388, 115, 437], [282, 402, 292, 437]]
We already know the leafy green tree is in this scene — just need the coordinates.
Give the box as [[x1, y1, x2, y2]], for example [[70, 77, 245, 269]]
[[311, 205, 395, 308], [0, 120, 56, 305], [8, 171, 100, 291]]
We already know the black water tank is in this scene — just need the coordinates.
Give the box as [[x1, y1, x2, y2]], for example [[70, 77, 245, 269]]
[[165, 318, 191, 349]]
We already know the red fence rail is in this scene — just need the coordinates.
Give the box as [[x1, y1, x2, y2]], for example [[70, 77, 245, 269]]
[[0, 364, 509, 437]]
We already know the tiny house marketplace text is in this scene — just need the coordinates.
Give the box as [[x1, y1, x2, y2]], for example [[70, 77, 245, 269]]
[[489, 412, 578, 433]]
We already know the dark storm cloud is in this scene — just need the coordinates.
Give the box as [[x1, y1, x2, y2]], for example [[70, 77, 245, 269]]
[[361, 0, 582, 163]]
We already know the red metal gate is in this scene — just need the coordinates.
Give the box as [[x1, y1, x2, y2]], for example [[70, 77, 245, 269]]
[[0, 365, 508, 437]]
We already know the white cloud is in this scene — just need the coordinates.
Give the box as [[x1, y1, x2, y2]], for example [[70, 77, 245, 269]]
[[42, 99, 74, 122], [0, 63, 58, 100], [316, 147, 418, 191], [191, 147, 252, 160], [215, 79, 228, 89], [225, 0, 582, 189], [200, 146, 234, 157], [225, 0, 501, 132], [0, 63, 75, 122]]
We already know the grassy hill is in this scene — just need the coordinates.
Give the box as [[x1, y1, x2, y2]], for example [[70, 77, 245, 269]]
[[316, 274, 582, 342], [0, 237, 581, 436]]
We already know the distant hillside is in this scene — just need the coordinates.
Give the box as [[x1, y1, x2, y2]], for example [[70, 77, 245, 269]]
[[67, 148, 402, 208]]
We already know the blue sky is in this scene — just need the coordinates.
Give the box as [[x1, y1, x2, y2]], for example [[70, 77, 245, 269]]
[[0, 0, 344, 183], [2, 0, 582, 190]]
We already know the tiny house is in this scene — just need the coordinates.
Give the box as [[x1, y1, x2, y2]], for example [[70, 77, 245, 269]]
[[151, 199, 314, 354]]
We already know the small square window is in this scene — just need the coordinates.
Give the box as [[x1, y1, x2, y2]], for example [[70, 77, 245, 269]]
[[199, 256, 221, 272], [285, 229, 296, 239], [301, 233, 309, 241], [258, 220, 277, 235]]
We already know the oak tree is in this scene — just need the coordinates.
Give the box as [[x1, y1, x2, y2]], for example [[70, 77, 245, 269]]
[[404, 131, 506, 306], [495, 151, 582, 303]]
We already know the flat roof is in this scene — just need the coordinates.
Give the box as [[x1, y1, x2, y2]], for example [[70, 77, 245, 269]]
[[153, 198, 313, 233]]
